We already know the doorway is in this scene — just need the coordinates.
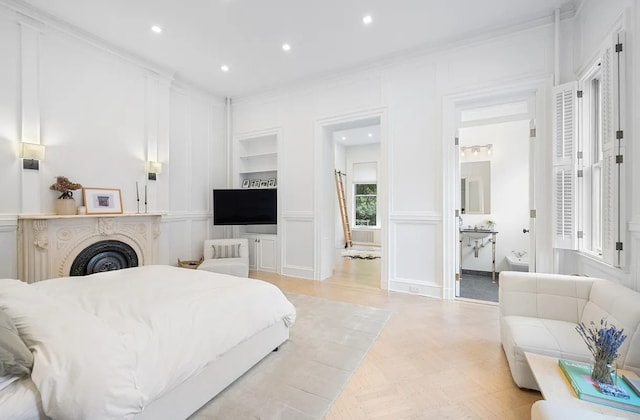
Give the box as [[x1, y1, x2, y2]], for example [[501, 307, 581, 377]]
[[314, 110, 387, 289], [458, 119, 531, 302], [442, 78, 548, 301]]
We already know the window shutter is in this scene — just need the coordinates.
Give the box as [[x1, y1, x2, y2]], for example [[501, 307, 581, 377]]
[[601, 32, 625, 267], [552, 82, 578, 249]]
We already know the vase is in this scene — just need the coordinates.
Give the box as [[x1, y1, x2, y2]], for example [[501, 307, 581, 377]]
[[55, 199, 77, 215], [592, 358, 615, 384]]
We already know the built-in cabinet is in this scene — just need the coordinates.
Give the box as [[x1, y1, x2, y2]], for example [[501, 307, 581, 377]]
[[241, 233, 277, 272], [234, 130, 280, 274]]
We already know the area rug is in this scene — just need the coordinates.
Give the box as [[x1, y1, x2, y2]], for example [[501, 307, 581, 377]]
[[341, 246, 381, 259], [190, 293, 390, 419]]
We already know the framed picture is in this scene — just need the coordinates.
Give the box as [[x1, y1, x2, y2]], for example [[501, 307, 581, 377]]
[[268, 178, 277, 188], [241, 179, 250, 189], [260, 180, 268, 188], [83, 188, 123, 214], [250, 179, 260, 188]]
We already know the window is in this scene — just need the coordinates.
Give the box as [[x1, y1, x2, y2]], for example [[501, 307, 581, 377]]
[[553, 31, 625, 268], [580, 66, 604, 255], [354, 183, 377, 227]]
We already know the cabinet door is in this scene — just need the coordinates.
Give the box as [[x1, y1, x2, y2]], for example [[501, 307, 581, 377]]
[[257, 236, 277, 272]]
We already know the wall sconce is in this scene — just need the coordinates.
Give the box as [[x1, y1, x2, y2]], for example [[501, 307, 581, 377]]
[[146, 161, 162, 180], [18, 142, 45, 170]]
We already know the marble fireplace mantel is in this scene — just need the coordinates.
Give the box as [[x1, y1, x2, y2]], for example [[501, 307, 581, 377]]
[[17, 213, 162, 283]]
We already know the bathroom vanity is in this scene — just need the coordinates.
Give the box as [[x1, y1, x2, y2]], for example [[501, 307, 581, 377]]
[[459, 228, 498, 282]]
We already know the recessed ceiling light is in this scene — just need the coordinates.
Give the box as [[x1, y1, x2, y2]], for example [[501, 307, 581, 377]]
[[282, 43, 291, 52], [221, 65, 230, 72], [151, 25, 162, 34], [341, 136, 347, 141], [368, 133, 373, 137], [362, 15, 373, 25]]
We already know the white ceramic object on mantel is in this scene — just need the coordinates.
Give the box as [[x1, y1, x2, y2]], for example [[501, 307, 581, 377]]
[[54, 199, 77, 215]]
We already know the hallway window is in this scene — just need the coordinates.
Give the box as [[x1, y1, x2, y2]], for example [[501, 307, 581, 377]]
[[354, 183, 377, 226]]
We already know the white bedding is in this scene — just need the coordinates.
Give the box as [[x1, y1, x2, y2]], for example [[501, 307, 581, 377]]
[[0, 265, 296, 419]]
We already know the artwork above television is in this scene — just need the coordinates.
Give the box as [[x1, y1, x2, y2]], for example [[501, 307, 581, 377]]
[[213, 189, 277, 225]]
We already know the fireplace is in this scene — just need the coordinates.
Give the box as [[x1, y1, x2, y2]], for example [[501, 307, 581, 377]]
[[18, 214, 161, 283], [70, 240, 139, 276]]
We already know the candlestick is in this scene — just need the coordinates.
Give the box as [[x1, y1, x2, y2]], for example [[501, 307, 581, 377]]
[[144, 184, 148, 213], [136, 182, 140, 213]]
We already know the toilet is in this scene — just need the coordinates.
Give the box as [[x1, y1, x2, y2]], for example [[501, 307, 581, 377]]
[[506, 254, 529, 272]]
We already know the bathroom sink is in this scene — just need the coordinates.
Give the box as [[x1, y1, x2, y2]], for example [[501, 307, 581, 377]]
[[460, 229, 493, 240]]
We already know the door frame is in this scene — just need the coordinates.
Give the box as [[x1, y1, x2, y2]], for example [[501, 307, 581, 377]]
[[313, 107, 388, 288], [442, 76, 552, 299]]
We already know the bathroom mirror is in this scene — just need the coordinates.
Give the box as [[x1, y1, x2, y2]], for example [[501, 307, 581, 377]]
[[461, 161, 491, 214]]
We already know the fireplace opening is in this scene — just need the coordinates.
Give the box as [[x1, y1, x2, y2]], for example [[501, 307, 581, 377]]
[[70, 240, 139, 276]]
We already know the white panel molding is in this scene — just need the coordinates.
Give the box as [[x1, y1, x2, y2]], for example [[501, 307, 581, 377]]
[[389, 211, 441, 223], [281, 211, 313, 221], [388, 219, 441, 298], [18, 16, 42, 214], [281, 217, 314, 277], [0, 215, 18, 232], [629, 218, 640, 232], [160, 211, 211, 222]]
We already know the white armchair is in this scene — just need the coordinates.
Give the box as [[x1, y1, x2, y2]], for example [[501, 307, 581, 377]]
[[197, 238, 249, 278]]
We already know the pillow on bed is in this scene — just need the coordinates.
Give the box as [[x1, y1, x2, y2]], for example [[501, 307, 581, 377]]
[[0, 374, 19, 392], [0, 308, 33, 376], [212, 243, 240, 259]]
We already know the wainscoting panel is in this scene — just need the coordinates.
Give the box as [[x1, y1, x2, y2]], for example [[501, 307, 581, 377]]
[[159, 212, 211, 266], [281, 212, 314, 279], [388, 212, 441, 298]]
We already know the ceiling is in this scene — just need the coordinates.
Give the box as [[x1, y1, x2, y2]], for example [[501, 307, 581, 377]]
[[16, 0, 579, 98]]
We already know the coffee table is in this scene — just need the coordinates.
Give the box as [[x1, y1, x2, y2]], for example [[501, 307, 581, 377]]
[[526, 352, 640, 418]]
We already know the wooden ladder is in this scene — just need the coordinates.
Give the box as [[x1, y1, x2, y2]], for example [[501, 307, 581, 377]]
[[334, 170, 352, 248]]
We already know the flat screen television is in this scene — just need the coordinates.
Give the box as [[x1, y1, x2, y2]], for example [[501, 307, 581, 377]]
[[213, 189, 277, 225]]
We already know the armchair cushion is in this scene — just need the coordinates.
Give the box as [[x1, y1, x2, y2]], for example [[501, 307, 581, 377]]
[[211, 244, 240, 259]]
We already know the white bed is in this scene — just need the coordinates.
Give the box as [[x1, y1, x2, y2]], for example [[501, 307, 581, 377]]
[[0, 265, 296, 420]]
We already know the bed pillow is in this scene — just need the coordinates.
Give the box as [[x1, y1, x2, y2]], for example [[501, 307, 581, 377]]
[[212, 243, 240, 259], [0, 307, 33, 376]]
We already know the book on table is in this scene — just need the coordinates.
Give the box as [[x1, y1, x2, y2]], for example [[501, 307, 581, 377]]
[[558, 359, 640, 414]]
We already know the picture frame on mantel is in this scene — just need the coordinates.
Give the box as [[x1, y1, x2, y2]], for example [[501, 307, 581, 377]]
[[83, 187, 123, 215]]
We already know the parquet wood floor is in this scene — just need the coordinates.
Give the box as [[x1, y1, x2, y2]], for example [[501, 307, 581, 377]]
[[250, 257, 541, 419]]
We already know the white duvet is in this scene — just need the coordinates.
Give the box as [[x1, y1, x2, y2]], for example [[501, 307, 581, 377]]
[[0, 265, 296, 419]]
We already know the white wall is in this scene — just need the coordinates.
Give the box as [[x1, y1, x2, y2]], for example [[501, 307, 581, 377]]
[[459, 120, 530, 273], [0, 5, 226, 279], [232, 20, 558, 297]]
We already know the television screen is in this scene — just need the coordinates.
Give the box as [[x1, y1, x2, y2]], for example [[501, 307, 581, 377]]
[[213, 189, 277, 225]]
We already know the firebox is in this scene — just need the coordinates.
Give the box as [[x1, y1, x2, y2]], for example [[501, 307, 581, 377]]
[[70, 240, 139, 276]]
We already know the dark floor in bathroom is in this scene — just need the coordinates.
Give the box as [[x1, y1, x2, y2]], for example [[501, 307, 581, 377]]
[[459, 273, 499, 302]]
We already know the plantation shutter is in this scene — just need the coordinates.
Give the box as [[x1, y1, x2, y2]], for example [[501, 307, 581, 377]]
[[601, 32, 625, 267], [552, 82, 578, 250]]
